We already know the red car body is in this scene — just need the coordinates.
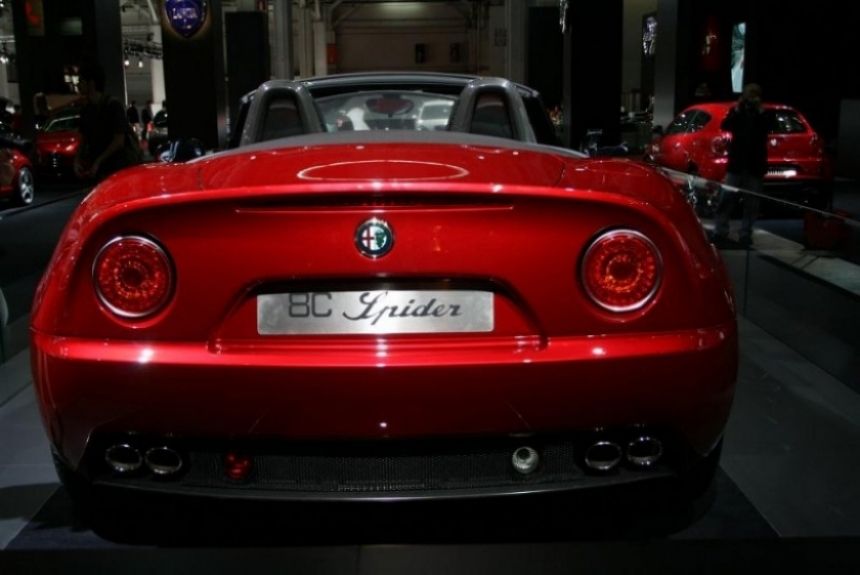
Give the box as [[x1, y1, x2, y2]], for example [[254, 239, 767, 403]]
[[0, 146, 35, 205], [651, 102, 832, 198], [34, 112, 81, 178], [31, 75, 737, 505]]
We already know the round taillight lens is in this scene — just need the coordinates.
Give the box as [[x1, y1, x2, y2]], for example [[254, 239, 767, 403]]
[[581, 230, 662, 313], [93, 235, 173, 318], [711, 135, 729, 156]]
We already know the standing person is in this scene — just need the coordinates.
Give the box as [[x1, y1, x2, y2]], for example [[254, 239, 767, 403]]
[[713, 83, 769, 247], [126, 100, 141, 138], [140, 99, 153, 141], [74, 64, 142, 182], [126, 100, 140, 127]]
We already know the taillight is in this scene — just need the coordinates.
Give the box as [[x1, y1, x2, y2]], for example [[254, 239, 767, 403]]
[[711, 135, 729, 156], [93, 235, 174, 318], [581, 229, 662, 312], [810, 134, 824, 157]]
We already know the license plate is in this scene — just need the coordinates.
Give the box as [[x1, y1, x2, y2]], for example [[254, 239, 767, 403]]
[[257, 290, 494, 335]]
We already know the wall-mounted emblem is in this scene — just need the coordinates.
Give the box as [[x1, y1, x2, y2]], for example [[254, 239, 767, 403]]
[[355, 219, 394, 259], [163, 0, 210, 39]]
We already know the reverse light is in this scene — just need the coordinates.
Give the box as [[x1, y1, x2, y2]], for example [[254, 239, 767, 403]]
[[93, 235, 174, 318], [581, 229, 662, 313]]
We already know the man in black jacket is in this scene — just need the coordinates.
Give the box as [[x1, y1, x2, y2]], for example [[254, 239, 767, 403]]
[[713, 83, 768, 247], [74, 64, 141, 181]]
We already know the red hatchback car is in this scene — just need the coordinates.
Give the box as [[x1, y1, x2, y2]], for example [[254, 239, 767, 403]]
[[34, 111, 81, 179], [32, 74, 736, 513], [651, 102, 832, 206]]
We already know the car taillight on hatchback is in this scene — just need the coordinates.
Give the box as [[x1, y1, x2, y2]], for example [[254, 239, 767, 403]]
[[711, 135, 729, 156], [810, 134, 825, 157], [93, 235, 174, 318], [581, 229, 662, 313]]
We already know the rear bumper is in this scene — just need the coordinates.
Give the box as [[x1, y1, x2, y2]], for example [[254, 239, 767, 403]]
[[63, 431, 706, 502], [32, 322, 737, 474]]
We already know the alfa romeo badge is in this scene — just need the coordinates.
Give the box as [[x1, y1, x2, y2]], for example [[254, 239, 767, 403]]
[[355, 218, 394, 258]]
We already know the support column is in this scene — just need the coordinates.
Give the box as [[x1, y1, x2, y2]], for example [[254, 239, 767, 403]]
[[271, 0, 294, 79], [313, 19, 327, 77], [150, 25, 166, 111], [562, 0, 622, 149], [297, 4, 314, 78], [653, 0, 688, 130], [487, 4, 506, 78], [504, 0, 525, 83], [80, 0, 125, 103], [10, 0, 34, 139], [161, 0, 226, 149], [226, 9, 270, 126]]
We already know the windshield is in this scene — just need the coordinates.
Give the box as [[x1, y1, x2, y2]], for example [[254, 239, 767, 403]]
[[43, 115, 80, 133], [765, 109, 808, 134], [316, 91, 457, 132]]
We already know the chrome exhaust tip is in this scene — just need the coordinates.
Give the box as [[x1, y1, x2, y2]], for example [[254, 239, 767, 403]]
[[104, 444, 143, 474], [626, 436, 663, 468], [583, 441, 622, 472], [144, 446, 184, 477], [511, 446, 540, 475]]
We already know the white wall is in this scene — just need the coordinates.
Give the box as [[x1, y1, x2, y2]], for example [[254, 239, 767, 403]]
[[124, 58, 154, 108], [334, 3, 473, 74]]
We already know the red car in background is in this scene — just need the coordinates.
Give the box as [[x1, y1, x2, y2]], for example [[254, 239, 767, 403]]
[[0, 145, 34, 206], [32, 74, 736, 520], [34, 111, 81, 179], [650, 102, 832, 207]]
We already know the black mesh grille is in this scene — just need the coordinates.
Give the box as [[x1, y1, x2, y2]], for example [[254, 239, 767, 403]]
[[179, 441, 580, 493]]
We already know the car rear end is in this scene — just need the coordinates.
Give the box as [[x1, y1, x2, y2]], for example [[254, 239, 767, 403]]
[[31, 141, 736, 502], [760, 105, 832, 207], [651, 105, 729, 181]]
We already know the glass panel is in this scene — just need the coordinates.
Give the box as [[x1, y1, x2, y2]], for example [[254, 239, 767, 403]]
[[687, 110, 712, 132], [316, 91, 457, 132], [764, 109, 808, 134], [664, 110, 694, 135], [43, 115, 80, 132]]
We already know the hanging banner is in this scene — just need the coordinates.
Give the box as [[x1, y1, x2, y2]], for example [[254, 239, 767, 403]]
[[701, 15, 721, 72], [25, 0, 45, 36]]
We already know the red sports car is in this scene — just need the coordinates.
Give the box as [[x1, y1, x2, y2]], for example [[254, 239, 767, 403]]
[[0, 143, 35, 206], [32, 74, 736, 511], [650, 102, 832, 206], [34, 111, 81, 178]]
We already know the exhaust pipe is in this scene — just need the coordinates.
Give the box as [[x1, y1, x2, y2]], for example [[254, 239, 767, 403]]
[[104, 444, 143, 474], [144, 446, 184, 477], [583, 441, 622, 472], [511, 446, 540, 475], [626, 436, 663, 468]]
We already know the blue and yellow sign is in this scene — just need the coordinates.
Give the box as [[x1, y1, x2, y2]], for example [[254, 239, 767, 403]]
[[163, 0, 210, 39]]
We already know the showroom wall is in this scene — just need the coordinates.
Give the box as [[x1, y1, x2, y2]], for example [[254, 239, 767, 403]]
[[334, 3, 480, 74], [657, 0, 860, 147]]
